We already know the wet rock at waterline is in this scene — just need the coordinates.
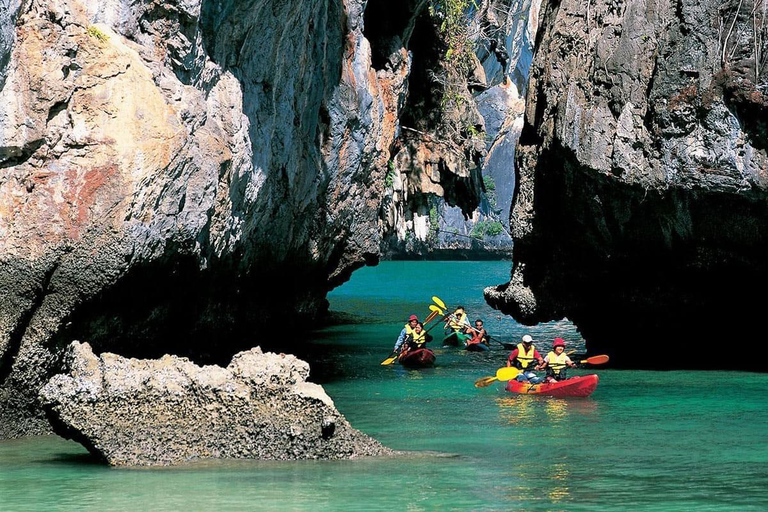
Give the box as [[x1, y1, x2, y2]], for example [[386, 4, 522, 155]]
[[39, 342, 390, 466], [485, 0, 768, 369]]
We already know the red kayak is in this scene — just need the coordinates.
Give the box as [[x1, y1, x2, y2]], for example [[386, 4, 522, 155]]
[[505, 375, 599, 397], [398, 348, 436, 368]]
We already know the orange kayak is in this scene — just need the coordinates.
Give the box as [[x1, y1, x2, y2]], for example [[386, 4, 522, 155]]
[[505, 374, 599, 397]]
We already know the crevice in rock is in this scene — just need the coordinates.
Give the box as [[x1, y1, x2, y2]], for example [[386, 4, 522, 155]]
[[0, 139, 46, 170], [0, 265, 56, 384], [363, 0, 422, 71]]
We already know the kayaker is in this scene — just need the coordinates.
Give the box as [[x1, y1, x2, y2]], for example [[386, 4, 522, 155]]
[[540, 338, 576, 382], [445, 306, 471, 335], [466, 318, 489, 347], [507, 335, 544, 383], [403, 322, 433, 352], [393, 314, 419, 352]]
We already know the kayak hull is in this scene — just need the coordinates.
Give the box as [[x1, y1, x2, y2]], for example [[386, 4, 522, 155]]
[[505, 374, 599, 397], [443, 331, 469, 346], [465, 342, 490, 352], [399, 348, 436, 368]]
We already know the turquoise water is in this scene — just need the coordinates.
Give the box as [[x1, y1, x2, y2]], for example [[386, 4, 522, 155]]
[[2, 261, 768, 511]]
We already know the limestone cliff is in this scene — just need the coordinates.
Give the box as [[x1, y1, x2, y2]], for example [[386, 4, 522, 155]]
[[485, 0, 768, 369], [0, 0, 472, 438], [381, 0, 541, 257]]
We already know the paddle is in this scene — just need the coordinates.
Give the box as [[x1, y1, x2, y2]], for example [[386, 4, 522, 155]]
[[432, 296, 447, 310], [424, 310, 439, 324], [545, 354, 608, 366], [474, 367, 520, 388], [428, 304, 443, 316], [380, 352, 399, 366], [580, 354, 609, 365]]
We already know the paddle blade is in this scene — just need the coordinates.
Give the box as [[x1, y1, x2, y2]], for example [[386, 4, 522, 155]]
[[429, 304, 444, 315], [495, 367, 520, 381], [581, 354, 609, 365], [474, 376, 498, 388], [381, 356, 397, 366], [432, 296, 447, 309]]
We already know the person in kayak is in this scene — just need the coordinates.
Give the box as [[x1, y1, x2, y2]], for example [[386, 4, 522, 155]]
[[393, 314, 419, 352], [466, 318, 489, 347], [444, 306, 472, 342], [539, 338, 577, 382], [507, 334, 544, 383], [402, 322, 433, 353]]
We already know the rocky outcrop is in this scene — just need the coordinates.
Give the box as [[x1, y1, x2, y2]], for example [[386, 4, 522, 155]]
[[0, 0, 451, 438], [485, 0, 768, 369], [39, 342, 389, 466]]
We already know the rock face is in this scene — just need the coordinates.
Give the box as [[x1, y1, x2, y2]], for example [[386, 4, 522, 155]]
[[0, 0, 463, 437], [485, 0, 768, 369], [381, 0, 542, 258], [39, 342, 389, 466]]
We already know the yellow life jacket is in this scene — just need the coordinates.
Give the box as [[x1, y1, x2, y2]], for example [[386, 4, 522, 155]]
[[515, 343, 536, 370], [546, 351, 569, 375], [411, 329, 427, 346], [449, 312, 467, 332], [404, 324, 416, 337]]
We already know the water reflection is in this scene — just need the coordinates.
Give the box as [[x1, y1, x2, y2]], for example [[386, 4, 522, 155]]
[[494, 396, 599, 428], [546, 462, 571, 503]]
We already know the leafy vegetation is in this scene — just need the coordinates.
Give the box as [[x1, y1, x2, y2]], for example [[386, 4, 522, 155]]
[[471, 220, 504, 239], [428, 203, 440, 242], [385, 160, 395, 188], [87, 26, 109, 43]]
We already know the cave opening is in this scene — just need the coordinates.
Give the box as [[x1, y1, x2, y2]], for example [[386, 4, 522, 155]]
[[363, 0, 415, 71], [48, 256, 325, 369]]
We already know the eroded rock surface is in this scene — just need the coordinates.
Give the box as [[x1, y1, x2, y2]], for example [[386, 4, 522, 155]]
[[0, 0, 462, 437], [39, 342, 389, 466], [485, 0, 768, 369]]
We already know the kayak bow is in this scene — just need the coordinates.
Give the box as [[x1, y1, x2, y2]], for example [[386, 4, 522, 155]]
[[505, 375, 599, 397]]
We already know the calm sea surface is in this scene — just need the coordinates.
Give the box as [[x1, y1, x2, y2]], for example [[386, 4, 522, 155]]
[[2, 261, 767, 511]]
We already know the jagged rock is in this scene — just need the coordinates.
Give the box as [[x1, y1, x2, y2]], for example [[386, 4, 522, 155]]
[[0, 0, 416, 437], [485, 0, 768, 369], [39, 342, 390, 466]]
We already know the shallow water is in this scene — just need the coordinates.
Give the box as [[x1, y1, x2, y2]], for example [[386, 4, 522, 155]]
[[2, 261, 767, 511]]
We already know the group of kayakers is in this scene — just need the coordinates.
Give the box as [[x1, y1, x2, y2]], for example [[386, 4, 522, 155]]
[[393, 306, 489, 356], [508, 335, 576, 383], [393, 310, 576, 383]]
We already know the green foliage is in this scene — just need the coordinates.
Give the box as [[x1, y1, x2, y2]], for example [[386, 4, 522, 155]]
[[471, 220, 504, 239], [428, 0, 476, 73], [482, 175, 496, 191], [428, 205, 440, 242], [385, 161, 395, 188], [87, 26, 109, 43]]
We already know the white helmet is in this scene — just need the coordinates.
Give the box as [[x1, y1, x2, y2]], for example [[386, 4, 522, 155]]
[[522, 335, 533, 343]]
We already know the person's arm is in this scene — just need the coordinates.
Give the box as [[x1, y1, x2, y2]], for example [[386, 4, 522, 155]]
[[534, 349, 544, 365], [565, 355, 576, 368], [425, 332, 433, 344], [394, 328, 407, 351], [507, 348, 519, 366]]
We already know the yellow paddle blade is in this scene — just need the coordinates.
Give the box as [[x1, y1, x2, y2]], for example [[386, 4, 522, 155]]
[[429, 304, 444, 315], [474, 376, 498, 388], [495, 367, 520, 381], [432, 296, 447, 309], [381, 356, 397, 366]]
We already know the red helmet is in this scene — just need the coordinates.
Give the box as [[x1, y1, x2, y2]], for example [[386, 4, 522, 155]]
[[408, 315, 418, 321], [553, 338, 565, 348]]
